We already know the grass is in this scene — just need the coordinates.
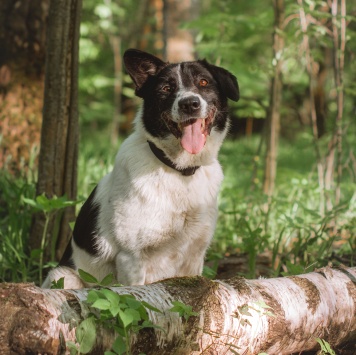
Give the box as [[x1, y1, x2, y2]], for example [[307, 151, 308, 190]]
[[212, 131, 356, 277], [0, 127, 355, 283], [0, 173, 36, 282]]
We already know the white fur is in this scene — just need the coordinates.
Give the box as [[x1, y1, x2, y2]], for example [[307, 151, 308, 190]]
[[43, 108, 227, 289], [41, 264, 85, 289], [171, 65, 208, 122]]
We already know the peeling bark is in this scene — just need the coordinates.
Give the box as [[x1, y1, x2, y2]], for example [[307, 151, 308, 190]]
[[1, 267, 356, 354]]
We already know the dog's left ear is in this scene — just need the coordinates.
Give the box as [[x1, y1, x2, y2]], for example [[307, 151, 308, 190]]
[[200, 60, 239, 102], [124, 49, 167, 97]]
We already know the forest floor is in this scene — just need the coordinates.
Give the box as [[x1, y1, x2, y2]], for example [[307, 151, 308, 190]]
[[213, 251, 355, 280]]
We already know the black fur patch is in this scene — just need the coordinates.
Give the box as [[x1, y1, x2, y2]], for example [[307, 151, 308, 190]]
[[59, 186, 100, 266], [75, 187, 100, 252], [141, 62, 230, 138], [123, 49, 239, 140], [59, 240, 74, 267], [73, 186, 99, 255]]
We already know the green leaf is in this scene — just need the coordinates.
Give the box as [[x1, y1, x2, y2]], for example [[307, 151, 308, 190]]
[[125, 297, 143, 310], [141, 301, 162, 314], [76, 317, 97, 354], [118, 309, 134, 328], [203, 265, 217, 279], [100, 288, 121, 304], [109, 304, 121, 317], [22, 197, 42, 209], [316, 338, 336, 355], [112, 336, 127, 355], [91, 299, 111, 310], [238, 305, 252, 317], [254, 300, 272, 310], [169, 301, 199, 320], [124, 308, 141, 322], [100, 273, 114, 286], [66, 341, 79, 355], [30, 248, 42, 259], [78, 269, 98, 284], [51, 277, 64, 289], [87, 290, 100, 304], [23, 194, 81, 213], [281, 261, 305, 276]]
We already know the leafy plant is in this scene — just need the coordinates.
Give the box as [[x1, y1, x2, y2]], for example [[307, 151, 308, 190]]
[[23, 194, 80, 284], [316, 338, 336, 355], [233, 304, 253, 327], [50, 277, 65, 289], [65, 270, 162, 355], [0, 173, 36, 282], [78, 268, 116, 287], [169, 300, 199, 321]]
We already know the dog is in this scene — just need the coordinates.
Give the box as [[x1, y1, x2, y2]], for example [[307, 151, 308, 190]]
[[42, 49, 239, 289]]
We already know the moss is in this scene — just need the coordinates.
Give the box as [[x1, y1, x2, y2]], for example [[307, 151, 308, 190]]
[[161, 275, 210, 288], [226, 276, 252, 295]]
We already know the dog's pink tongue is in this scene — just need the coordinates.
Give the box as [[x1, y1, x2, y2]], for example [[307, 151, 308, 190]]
[[180, 118, 206, 154]]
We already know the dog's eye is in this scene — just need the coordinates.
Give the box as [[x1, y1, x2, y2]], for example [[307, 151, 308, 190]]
[[199, 79, 208, 87], [162, 85, 171, 93]]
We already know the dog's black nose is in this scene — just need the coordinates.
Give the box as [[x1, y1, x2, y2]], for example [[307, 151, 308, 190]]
[[179, 96, 201, 114]]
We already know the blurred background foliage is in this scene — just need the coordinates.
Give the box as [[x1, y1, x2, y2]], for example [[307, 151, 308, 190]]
[[0, 0, 355, 283]]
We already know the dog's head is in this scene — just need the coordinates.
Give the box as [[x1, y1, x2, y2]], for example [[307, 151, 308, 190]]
[[124, 49, 239, 164]]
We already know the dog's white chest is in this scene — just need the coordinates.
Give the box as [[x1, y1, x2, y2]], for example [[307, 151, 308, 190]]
[[91, 132, 223, 284]]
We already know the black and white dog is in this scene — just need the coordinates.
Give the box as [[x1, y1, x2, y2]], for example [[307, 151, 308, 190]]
[[43, 49, 239, 289]]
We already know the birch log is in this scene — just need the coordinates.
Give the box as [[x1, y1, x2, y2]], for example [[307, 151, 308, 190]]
[[1, 267, 356, 354]]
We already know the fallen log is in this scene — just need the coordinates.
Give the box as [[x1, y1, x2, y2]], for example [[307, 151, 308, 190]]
[[1, 267, 356, 354]]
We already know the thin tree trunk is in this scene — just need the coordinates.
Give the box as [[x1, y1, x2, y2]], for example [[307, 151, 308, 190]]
[[103, 0, 123, 143], [325, 0, 346, 207], [29, 0, 82, 265], [298, 0, 326, 216], [1, 267, 355, 354], [263, 0, 284, 200], [110, 34, 122, 142]]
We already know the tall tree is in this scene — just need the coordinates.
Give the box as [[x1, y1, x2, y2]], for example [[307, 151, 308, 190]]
[[263, 0, 285, 199], [325, 0, 346, 207], [29, 0, 82, 270], [297, 0, 327, 216]]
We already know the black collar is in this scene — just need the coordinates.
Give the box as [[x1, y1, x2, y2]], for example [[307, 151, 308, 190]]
[[147, 141, 200, 176]]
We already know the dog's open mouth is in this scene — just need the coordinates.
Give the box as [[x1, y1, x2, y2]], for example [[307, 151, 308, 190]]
[[165, 108, 216, 155]]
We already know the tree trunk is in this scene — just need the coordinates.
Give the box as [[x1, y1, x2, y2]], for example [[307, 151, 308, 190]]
[[29, 0, 82, 265], [297, 0, 327, 216], [325, 0, 346, 208], [1, 267, 355, 354], [263, 0, 284, 199]]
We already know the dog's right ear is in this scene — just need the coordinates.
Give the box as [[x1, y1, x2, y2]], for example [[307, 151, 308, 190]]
[[124, 49, 167, 97]]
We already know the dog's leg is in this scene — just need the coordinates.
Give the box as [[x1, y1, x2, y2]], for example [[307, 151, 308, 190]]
[[115, 250, 146, 285], [42, 266, 85, 289]]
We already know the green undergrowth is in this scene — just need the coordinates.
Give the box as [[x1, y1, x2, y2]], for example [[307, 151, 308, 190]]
[[0, 128, 355, 283], [0, 173, 36, 282], [58, 269, 197, 355], [211, 132, 356, 278]]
